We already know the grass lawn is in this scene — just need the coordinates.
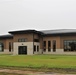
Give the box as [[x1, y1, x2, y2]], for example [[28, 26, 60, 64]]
[[0, 54, 75, 69]]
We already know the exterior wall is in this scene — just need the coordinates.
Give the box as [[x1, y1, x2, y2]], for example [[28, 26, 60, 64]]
[[34, 33, 39, 39], [34, 34, 43, 54], [0, 49, 13, 54], [40, 36, 43, 49], [34, 42, 41, 54], [13, 33, 33, 55], [13, 42, 33, 55], [1, 32, 76, 55], [43, 36, 61, 49], [0, 39, 6, 49], [43, 49, 76, 55], [5, 39, 13, 49], [42, 35, 76, 55], [13, 42, 41, 55], [0, 38, 13, 54], [13, 33, 33, 42], [13, 33, 42, 55]]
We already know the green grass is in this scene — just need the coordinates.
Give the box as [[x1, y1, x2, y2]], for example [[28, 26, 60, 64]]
[[0, 54, 76, 69]]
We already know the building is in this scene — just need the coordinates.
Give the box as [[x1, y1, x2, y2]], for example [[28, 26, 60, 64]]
[[0, 29, 76, 55]]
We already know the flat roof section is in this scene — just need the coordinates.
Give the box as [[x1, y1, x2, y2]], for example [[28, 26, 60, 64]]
[[41, 29, 76, 35], [9, 29, 43, 35], [0, 34, 13, 39]]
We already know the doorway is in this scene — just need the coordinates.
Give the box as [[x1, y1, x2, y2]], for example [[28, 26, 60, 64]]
[[18, 46, 27, 55]]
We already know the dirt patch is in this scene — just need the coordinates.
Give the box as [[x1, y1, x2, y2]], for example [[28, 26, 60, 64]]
[[0, 69, 45, 75], [0, 69, 75, 75]]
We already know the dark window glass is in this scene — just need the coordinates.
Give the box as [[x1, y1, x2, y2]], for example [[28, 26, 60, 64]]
[[53, 40, 56, 52], [11, 42, 13, 51], [48, 41, 51, 52], [9, 42, 11, 52], [0, 43, 4, 52], [43, 41, 46, 52], [34, 39, 39, 42], [48, 41, 51, 47], [43, 41, 46, 47], [37, 46, 39, 52], [43, 48, 46, 52], [18, 39, 21, 42], [18, 38, 27, 42], [64, 40, 76, 52], [34, 45, 36, 52], [48, 48, 51, 52]]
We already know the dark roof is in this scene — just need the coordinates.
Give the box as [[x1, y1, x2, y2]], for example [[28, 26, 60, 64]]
[[1, 29, 76, 40], [41, 29, 76, 35], [9, 29, 43, 35], [0, 34, 13, 39], [8, 29, 76, 36]]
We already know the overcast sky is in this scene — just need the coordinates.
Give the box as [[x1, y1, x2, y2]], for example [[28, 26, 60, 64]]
[[0, 0, 76, 34]]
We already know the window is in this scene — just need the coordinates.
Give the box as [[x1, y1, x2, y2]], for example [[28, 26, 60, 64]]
[[18, 38, 27, 42], [53, 40, 56, 52], [37, 46, 39, 52], [34, 39, 39, 42], [43, 41, 46, 47], [43, 41, 46, 52], [9, 42, 11, 52], [34, 45, 36, 52], [48, 41, 51, 47], [48, 41, 51, 52], [64, 40, 76, 52], [11, 42, 13, 51], [43, 49, 46, 52], [0, 43, 4, 52]]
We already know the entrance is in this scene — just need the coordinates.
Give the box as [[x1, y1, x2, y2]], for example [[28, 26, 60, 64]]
[[18, 46, 27, 55]]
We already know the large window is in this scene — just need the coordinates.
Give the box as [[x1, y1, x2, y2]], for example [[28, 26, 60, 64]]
[[34, 45, 36, 52], [9, 42, 11, 52], [43, 41, 46, 52], [0, 43, 4, 52], [53, 40, 56, 52], [18, 38, 27, 42], [48, 41, 51, 52], [64, 40, 76, 51], [37, 46, 39, 52], [34, 39, 39, 42]]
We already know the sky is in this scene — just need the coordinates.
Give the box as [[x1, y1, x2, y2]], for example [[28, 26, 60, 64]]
[[0, 0, 76, 35]]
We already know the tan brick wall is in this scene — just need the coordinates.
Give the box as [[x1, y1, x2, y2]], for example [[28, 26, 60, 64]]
[[0, 39, 6, 49], [39, 36, 43, 49], [34, 33, 39, 39], [5, 39, 13, 49], [13, 33, 33, 42], [0, 39, 13, 49], [43, 36, 61, 49]]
